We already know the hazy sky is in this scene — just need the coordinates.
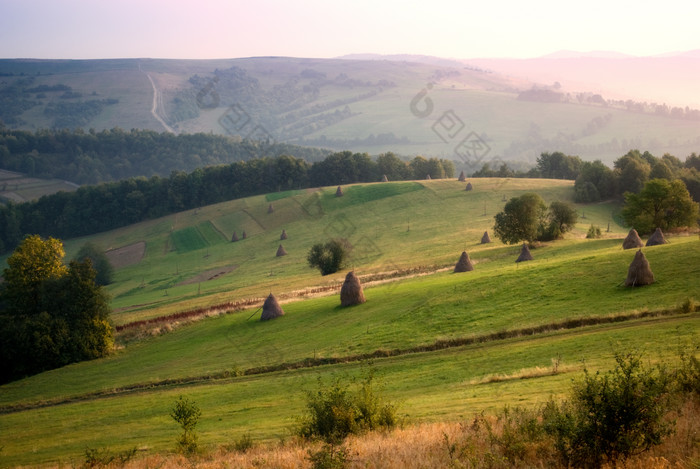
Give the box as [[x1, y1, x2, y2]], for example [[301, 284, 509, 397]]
[[1, 0, 698, 60]]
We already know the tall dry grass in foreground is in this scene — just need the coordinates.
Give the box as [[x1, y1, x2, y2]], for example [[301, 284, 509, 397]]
[[68, 398, 699, 469]]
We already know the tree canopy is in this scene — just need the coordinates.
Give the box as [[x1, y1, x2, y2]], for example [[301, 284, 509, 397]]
[[0, 235, 113, 383], [493, 194, 578, 244], [621, 179, 699, 234]]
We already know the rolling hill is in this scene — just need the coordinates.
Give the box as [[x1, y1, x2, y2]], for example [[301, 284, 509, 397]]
[[2, 56, 700, 171], [0, 178, 698, 466]]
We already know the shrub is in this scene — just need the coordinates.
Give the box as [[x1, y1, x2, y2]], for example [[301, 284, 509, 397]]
[[586, 224, 602, 239], [231, 432, 254, 453], [542, 352, 674, 468], [307, 239, 351, 276], [297, 368, 397, 444], [170, 396, 202, 454], [307, 443, 348, 469]]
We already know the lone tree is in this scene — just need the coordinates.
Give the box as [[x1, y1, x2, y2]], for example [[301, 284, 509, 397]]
[[307, 239, 351, 275], [170, 396, 202, 454], [622, 178, 699, 234], [493, 193, 548, 244], [494, 193, 578, 244], [0, 235, 113, 383]]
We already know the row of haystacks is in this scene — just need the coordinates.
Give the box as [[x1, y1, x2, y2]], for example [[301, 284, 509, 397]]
[[261, 271, 366, 321], [622, 227, 668, 249]]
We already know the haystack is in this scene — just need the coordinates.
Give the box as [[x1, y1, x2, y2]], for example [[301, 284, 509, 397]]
[[625, 249, 655, 286], [260, 293, 284, 321], [267, 203, 274, 214], [645, 227, 667, 246], [335, 186, 344, 197], [458, 170, 466, 182], [280, 229, 287, 240], [241, 231, 247, 239], [231, 231, 239, 242], [340, 271, 366, 306], [481, 231, 491, 244], [381, 174, 388, 182], [515, 243, 533, 262], [622, 229, 643, 249], [276, 244, 287, 257], [465, 182, 473, 191], [453, 251, 474, 272]]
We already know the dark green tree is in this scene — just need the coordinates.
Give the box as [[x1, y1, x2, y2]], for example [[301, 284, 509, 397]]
[[493, 193, 548, 244], [75, 242, 114, 285], [307, 239, 351, 275], [621, 178, 699, 234], [0, 235, 113, 383], [543, 201, 579, 240], [614, 150, 652, 194]]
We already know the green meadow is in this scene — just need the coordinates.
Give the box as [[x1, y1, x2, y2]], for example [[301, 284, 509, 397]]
[[0, 179, 698, 467]]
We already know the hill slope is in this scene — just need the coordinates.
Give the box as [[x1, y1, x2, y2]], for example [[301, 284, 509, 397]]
[[2, 57, 699, 168], [0, 180, 698, 466]]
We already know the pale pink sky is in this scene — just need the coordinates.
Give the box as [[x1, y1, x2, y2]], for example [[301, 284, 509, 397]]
[[1, 0, 698, 60]]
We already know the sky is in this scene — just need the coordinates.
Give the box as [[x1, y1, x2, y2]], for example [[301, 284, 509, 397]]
[[1, 0, 699, 60]]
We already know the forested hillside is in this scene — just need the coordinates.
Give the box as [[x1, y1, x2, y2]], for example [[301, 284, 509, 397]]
[[0, 127, 330, 184]]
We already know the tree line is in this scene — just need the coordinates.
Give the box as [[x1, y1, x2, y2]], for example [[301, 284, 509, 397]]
[[0, 152, 453, 253], [472, 150, 700, 203], [0, 127, 331, 184]]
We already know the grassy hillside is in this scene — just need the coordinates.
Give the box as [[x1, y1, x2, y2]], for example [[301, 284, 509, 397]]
[[59, 178, 598, 323], [2, 57, 699, 168], [0, 179, 698, 466]]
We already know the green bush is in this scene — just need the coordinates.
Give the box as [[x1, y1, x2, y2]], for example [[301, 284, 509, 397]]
[[307, 239, 351, 276], [297, 368, 397, 444], [586, 225, 602, 239], [542, 352, 674, 468], [170, 396, 202, 455]]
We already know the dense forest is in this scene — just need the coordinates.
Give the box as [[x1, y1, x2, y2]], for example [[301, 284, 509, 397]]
[[0, 150, 454, 253], [0, 127, 331, 184]]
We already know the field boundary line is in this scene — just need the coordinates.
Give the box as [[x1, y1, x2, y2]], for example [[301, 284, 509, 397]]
[[1, 307, 695, 415]]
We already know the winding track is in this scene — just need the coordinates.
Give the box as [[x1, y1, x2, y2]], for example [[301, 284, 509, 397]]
[[144, 71, 176, 133]]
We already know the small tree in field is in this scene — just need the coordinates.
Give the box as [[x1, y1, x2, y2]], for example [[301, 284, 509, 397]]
[[170, 396, 202, 454], [307, 239, 351, 275]]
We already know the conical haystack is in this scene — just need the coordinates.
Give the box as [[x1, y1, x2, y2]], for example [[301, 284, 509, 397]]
[[340, 271, 366, 306], [242, 231, 247, 239], [645, 227, 667, 246], [458, 170, 466, 182], [267, 203, 274, 214], [454, 251, 474, 272], [465, 182, 473, 191], [276, 244, 287, 257], [231, 231, 239, 242], [381, 174, 388, 182], [260, 293, 284, 321], [481, 231, 491, 244], [625, 249, 655, 286], [622, 229, 643, 249], [515, 243, 533, 262], [280, 229, 287, 240], [335, 186, 343, 197]]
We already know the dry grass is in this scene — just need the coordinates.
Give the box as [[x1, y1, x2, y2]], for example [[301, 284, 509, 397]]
[[53, 397, 699, 469]]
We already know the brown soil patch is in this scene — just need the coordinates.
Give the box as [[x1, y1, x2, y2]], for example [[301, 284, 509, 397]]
[[105, 241, 146, 269], [177, 265, 237, 286]]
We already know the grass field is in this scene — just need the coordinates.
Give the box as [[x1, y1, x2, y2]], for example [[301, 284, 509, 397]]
[[0, 178, 698, 467]]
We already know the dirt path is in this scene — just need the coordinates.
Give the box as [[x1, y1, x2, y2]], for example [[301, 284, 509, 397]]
[[144, 71, 176, 133]]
